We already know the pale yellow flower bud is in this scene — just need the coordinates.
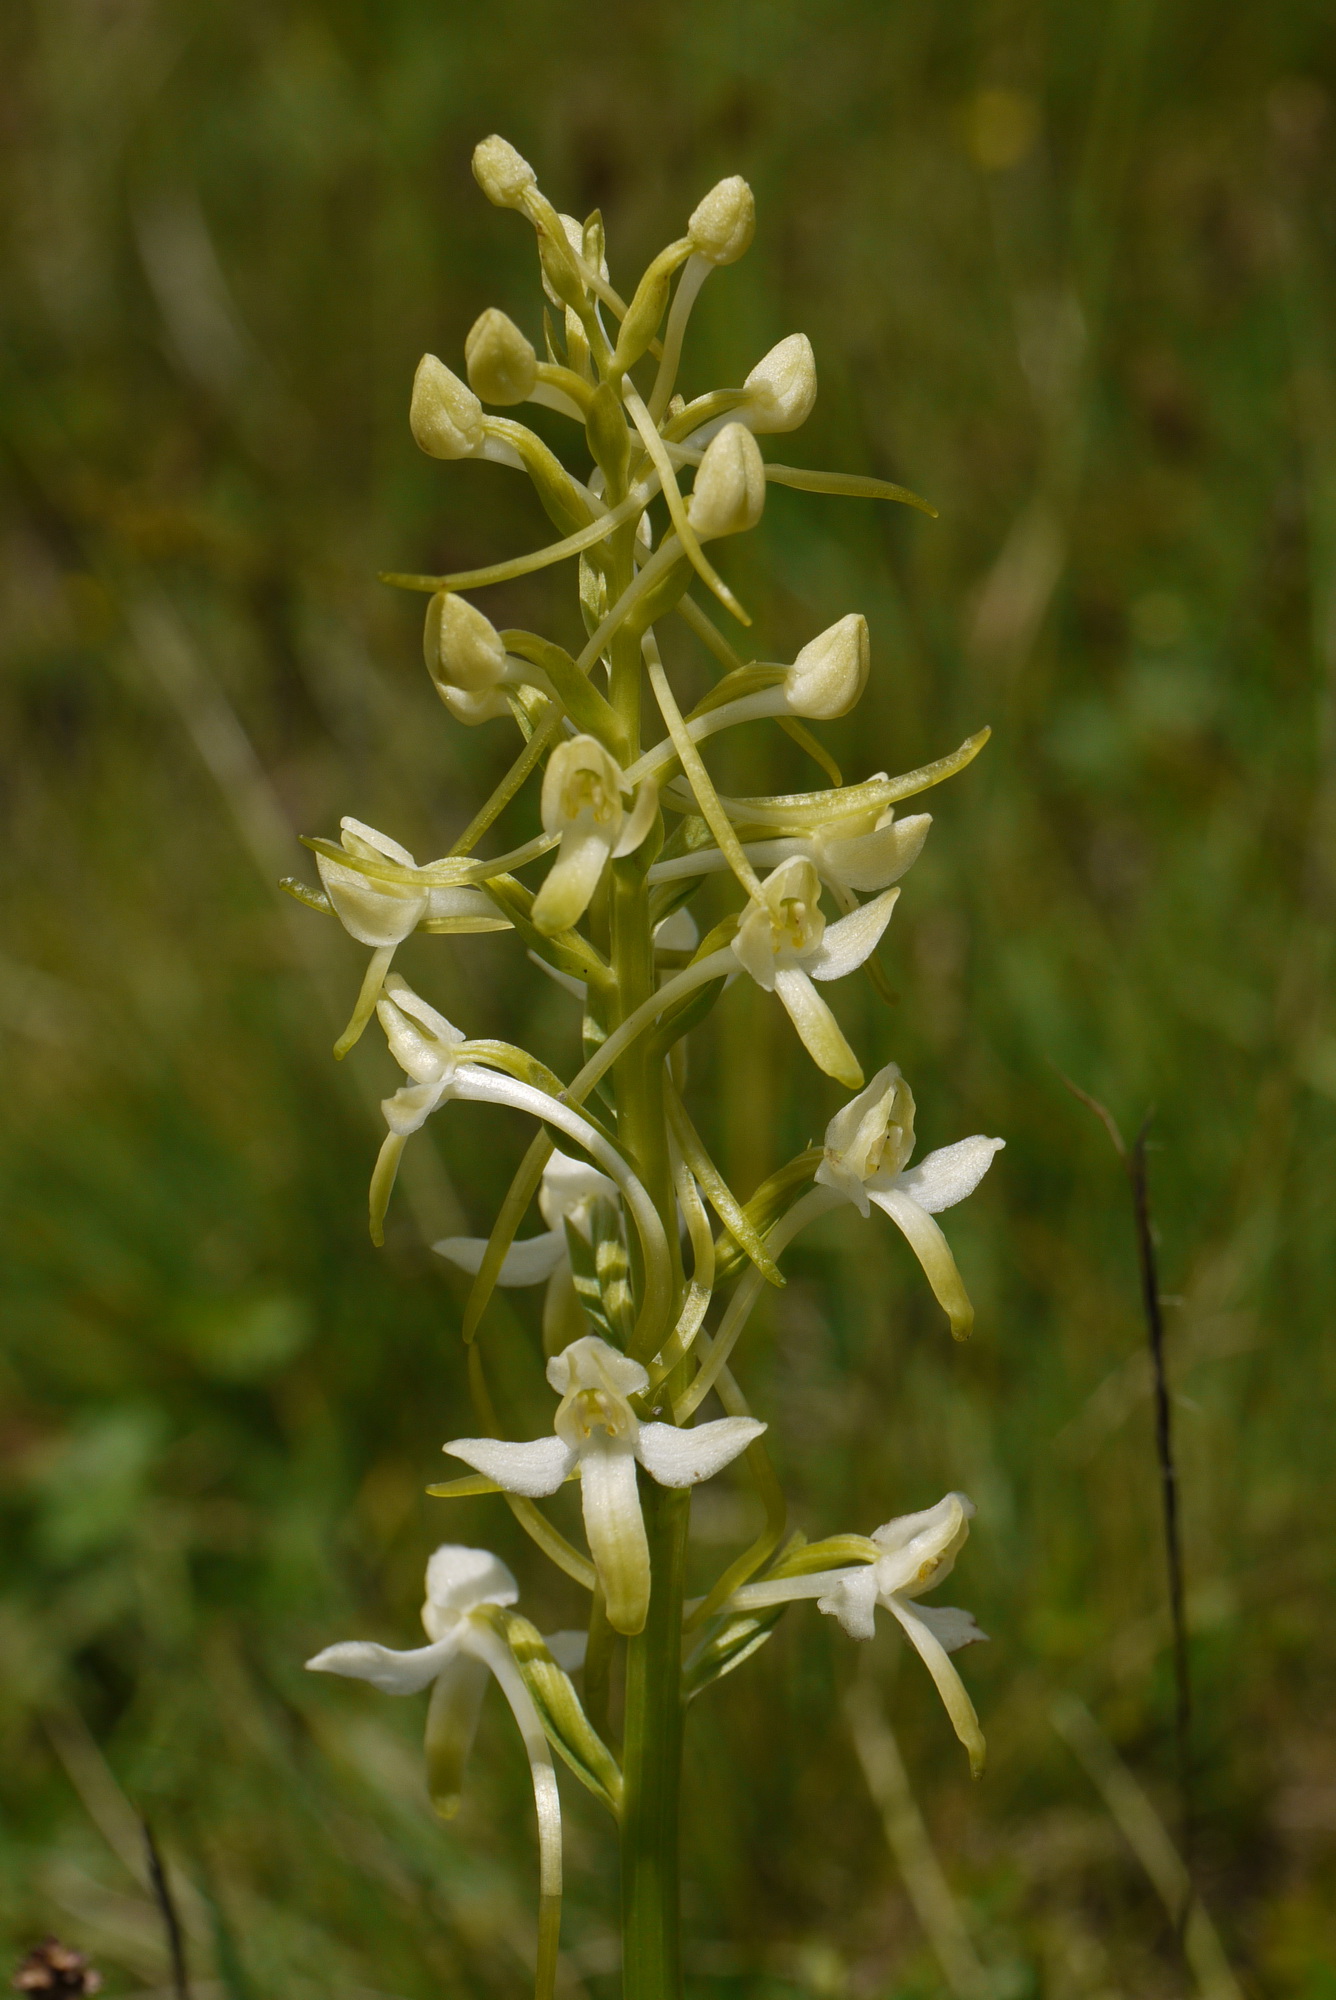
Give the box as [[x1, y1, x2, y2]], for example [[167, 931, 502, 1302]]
[[464, 308, 538, 405], [687, 422, 766, 539], [745, 333, 818, 434], [688, 176, 755, 265], [471, 134, 537, 210], [424, 591, 509, 694], [784, 614, 870, 719], [410, 354, 485, 458]]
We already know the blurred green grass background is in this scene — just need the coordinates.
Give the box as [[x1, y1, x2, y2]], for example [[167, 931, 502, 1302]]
[[3, 0, 1335, 1993]]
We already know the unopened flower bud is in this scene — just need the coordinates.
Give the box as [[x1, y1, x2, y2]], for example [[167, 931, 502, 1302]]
[[688, 176, 756, 265], [464, 308, 538, 405], [472, 135, 537, 210], [784, 614, 870, 719], [410, 355, 485, 459], [745, 333, 817, 434], [424, 592, 508, 694], [687, 422, 766, 539]]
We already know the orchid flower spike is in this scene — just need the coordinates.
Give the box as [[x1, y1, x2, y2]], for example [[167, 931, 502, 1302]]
[[727, 1494, 989, 1776], [435, 1147, 619, 1353], [306, 1545, 569, 1987], [814, 1064, 1003, 1338], [370, 982, 671, 1337], [730, 857, 900, 1089], [532, 736, 659, 936], [443, 1334, 764, 1636]]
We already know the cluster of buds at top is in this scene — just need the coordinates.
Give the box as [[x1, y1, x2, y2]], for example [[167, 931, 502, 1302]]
[[293, 135, 1001, 2000]]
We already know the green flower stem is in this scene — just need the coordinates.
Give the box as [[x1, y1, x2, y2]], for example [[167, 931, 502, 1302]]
[[620, 1479, 691, 2000]]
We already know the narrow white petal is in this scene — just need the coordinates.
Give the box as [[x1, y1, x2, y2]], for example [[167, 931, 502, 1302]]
[[635, 1416, 765, 1488], [885, 1596, 987, 1777], [910, 1603, 989, 1654], [544, 1629, 589, 1673], [443, 1434, 576, 1497], [578, 1436, 651, 1636], [305, 1636, 457, 1695], [532, 828, 614, 934], [805, 886, 900, 980], [773, 967, 863, 1088], [816, 1566, 881, 1640], [423, 1651, 490, 1817], [433, 1230, 567, 1286], [892, 1136, 1005, 1215], [868, 1186, 975, 1339]]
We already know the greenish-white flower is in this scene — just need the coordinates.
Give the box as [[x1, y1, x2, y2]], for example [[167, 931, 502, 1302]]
[[443, 1335, 764, 1637], [532, 736, 659, 935], [730, 856, 900, 1088], [814, 1063, 1004, 1338], [435, 1147, 618, 1353], [727, 1493, 988, 1775]]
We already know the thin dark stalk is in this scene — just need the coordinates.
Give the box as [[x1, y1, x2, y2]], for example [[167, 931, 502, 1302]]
[[1058, 1077, 1193, 1878], [142, 1818, 191, 2000], [1128, 1117, 1192, 1867]]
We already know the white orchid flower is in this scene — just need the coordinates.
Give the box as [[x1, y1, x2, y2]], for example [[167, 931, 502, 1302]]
[[435, 1147, 619, 1353], [443, 1334, 764, 1637], [314, 818, 511, 1056], [369, 981, 671, 1341], [730, 857, 900, 1089], [814, 1064, 1004, 1339], [727, 1493, 988, 1775], [649, 799, 931, 904], [306, 1544, 568, 1985], [532, 736, 659, 936], [316, 818, 508, 950]]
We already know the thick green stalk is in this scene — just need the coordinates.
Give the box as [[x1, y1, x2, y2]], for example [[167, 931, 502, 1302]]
[[602, 506, 687, 1997], [620, 1479, 690, 2000]]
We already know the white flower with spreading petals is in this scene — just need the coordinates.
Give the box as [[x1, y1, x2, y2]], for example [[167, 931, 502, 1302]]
[[814, 1063, 1004, 1338], [435, 1147, 619, 1352], [532, 736, 659, 936], [443, 1334, 764, 1637], [727, 1493, 989, 1775], [730, 857, 900, 1089], [368, 981, 670, 1339], [306, 1544, 571, 1979]]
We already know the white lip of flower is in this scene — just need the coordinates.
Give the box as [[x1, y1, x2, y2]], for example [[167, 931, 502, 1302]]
[[532, 736, 659, 936], [442, 1334, 765, 1637], [730, 857, 901, 1089], [814, 1064, 1004, 1339], [370, 982, 672, 1334], [725, 1494, 989, 1776], [435, 1147, 618, 1354], [306, 1543, 572, 1939]]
